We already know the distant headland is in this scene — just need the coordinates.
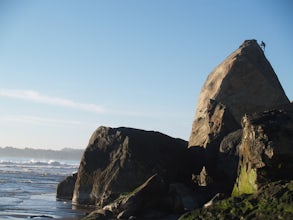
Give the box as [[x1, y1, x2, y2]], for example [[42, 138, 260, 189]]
[[0, 146, 83, 161]]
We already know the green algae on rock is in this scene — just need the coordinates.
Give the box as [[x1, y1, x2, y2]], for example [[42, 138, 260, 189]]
[[180, 180, 293, 220]]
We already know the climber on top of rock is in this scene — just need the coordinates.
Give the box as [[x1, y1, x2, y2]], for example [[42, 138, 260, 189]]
[[260, 41, 266, 51]]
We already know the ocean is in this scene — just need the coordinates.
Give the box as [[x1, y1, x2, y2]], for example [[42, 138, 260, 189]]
[[0, 157, 88, 219]]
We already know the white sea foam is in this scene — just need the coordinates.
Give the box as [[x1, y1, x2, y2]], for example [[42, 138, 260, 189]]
[[0, 157, 79, 167]]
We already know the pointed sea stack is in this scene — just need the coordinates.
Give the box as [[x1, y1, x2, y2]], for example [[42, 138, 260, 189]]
[[189, 39, 289, 148]]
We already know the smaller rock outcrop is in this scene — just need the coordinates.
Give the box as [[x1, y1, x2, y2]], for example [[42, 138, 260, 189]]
[[56, 173, 77, 200], [72, 126, 195, 207], [233, 103, 293, 195]]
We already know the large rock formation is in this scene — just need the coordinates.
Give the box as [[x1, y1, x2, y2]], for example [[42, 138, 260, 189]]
[[233, 103, 293, 195], [56, 39, 292, 220], [72, 126, 192, 207], [189, 39, 289, 148]]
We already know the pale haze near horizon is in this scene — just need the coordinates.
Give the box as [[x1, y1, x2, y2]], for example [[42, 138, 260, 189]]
[[0, 1, 292, 150]]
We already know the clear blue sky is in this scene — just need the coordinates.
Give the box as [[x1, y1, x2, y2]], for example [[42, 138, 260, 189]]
[[0, 0, 292, 149]]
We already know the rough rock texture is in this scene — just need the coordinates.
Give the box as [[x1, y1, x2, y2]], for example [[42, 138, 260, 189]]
[[233, 103, 293, 195], [72, 126, 191, 207], [189, 99, 240, 150], [189, 39, 289, 148], [56, 173, 77, 200], [180, 180, 293, 220]]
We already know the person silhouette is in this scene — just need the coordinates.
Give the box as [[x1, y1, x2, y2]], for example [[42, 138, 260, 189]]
[[260, 41, 266, 51]]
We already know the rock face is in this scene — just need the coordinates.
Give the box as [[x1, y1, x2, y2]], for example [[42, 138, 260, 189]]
[[189, 39, 289, 148], [233, 103, 293, 195], [72, 126, 191, 207]]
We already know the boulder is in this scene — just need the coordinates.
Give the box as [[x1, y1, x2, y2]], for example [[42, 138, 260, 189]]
[[56, 173, 77, 200], [233, 103, 293, 195], [189, 39, 289, 149], [72, 126, 193, 207]]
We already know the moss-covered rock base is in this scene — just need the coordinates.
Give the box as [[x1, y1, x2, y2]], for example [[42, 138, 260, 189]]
[[180, 180, 293, 220]]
